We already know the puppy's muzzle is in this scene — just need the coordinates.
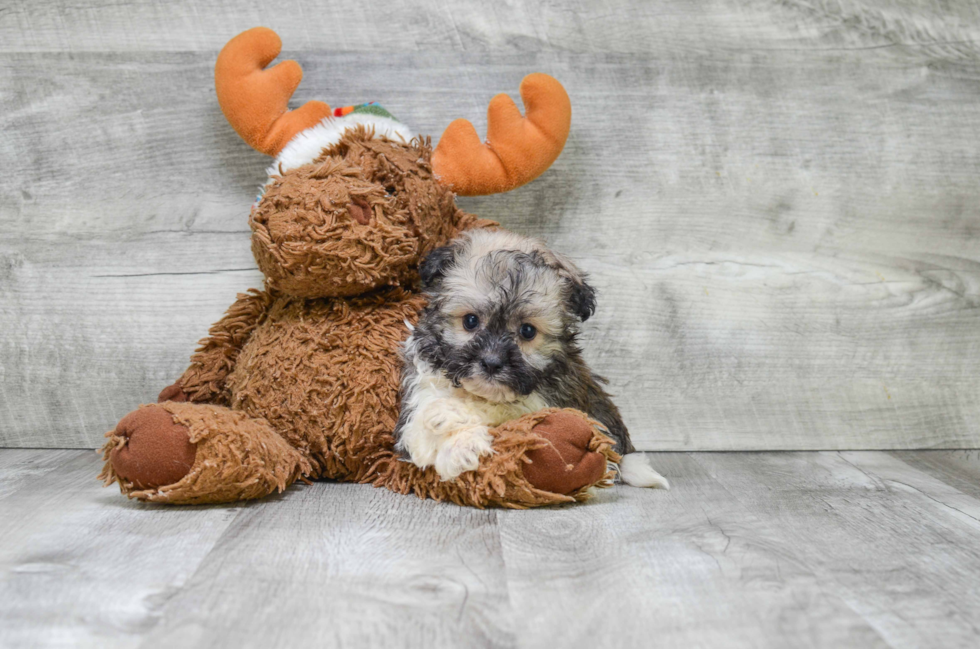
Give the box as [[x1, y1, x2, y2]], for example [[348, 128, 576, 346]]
[[479, 352, 505, 376]]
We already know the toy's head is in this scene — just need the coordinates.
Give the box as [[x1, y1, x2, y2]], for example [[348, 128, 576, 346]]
[[216, 28, 572, 299]]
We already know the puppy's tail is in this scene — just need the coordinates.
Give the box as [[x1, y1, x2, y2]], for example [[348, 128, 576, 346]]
[[619, 453, 670, 490]]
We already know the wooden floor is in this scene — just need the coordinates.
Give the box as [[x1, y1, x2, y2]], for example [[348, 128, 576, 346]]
[[2, 449, 979, 648]]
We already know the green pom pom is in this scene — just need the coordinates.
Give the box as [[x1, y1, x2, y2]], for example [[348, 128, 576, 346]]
[[351, 103, 396, 120]]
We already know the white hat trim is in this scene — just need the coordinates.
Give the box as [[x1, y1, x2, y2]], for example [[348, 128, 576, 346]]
[[267, 114, 416, 179]]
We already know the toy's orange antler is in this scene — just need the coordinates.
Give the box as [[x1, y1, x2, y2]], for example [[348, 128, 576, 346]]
[[215, 27, 332, 156], [431, 74, 571, 196]]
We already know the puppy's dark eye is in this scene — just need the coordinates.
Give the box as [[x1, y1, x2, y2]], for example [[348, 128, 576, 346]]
[[519, 323, 537, 340], [463, 314, 480, 331]]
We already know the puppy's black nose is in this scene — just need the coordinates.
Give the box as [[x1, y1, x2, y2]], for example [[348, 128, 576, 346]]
[[480, 354, 504, 376]]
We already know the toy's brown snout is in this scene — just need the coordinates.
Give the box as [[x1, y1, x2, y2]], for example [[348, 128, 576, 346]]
[[248, 147, 428, 300]]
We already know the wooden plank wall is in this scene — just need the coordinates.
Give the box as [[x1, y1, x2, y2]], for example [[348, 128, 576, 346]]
[[1, 1, 979, 449]]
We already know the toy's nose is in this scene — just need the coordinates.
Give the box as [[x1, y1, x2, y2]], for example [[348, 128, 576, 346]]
[[348, 198, 371, 225]]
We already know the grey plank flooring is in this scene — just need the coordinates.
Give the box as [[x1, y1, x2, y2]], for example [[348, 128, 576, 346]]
[[142, 485, 514, 647], [888, 450, 980, 504], [0, 450, 243, 648], [2, 1, 979, 451], [497, 453, 887, 648], [694, 452, 980, 648], [3, 449, 980, 648]]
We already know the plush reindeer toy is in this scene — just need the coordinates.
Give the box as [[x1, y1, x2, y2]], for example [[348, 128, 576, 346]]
[[99, 27, 619, 507]]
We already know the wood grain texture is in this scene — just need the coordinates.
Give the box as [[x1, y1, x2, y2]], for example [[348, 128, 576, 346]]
[[1, 0, 979, 449], [497, 454, 889, 648], [0, 450, 243, 648], [5, 449, 980, 648], [693, 451, 980, 648], [2, 0, 979, 54], [888, 450, 980, 500], [141, 484, 514, 648]]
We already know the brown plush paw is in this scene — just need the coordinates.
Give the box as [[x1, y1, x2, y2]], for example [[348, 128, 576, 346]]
[[523, 412, 607, 495], [110, 405, 196, 490], [157, 382, 189, 403]]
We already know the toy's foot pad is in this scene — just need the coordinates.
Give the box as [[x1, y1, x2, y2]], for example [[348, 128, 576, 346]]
[[523, 412, 607, 495], [110, 405, 196, 490]]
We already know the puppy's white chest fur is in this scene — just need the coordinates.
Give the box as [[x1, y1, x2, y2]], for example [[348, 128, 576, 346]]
[[397, 352, 548, 480]]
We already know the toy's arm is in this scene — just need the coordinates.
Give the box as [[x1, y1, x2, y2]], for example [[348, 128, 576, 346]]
[[158, 288, 276, 406], [372, 408, 618, 508]]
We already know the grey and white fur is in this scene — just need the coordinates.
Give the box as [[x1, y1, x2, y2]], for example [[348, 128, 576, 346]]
[[395, 229, 668, 488]]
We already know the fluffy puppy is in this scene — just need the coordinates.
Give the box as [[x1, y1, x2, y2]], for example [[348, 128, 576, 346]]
[[395, 229, 669, 489]]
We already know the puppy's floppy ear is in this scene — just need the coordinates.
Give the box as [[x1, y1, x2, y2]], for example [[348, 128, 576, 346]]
[[539, 246, 597, 322], [567, 277, 597, 322], [419, 245, 457, 288]]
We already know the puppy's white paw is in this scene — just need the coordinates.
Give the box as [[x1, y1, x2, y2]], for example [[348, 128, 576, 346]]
[[619, 453, 670, 489], [434, 426, 494, 481]]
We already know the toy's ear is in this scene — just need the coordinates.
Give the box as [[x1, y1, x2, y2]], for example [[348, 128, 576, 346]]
[[419, 245, 458, 288], [431, 73, 571, 196]]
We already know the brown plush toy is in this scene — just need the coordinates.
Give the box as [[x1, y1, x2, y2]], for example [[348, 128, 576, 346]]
[[99, 27, 619, 507]]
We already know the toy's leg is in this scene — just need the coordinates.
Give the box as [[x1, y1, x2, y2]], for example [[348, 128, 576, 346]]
[[370, 408, 619, 509], [99, 401, 310, 505]]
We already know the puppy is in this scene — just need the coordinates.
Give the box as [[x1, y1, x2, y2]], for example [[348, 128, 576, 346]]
[[395, 229, 669, 489]]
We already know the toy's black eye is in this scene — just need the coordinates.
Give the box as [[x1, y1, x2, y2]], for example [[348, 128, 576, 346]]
[[519, 323, 537, 340], [463, 314, 480, 331]]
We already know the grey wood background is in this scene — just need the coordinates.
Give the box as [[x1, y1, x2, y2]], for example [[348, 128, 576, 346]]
[[4, 448, 980, 648], [2, 0, 979, 449]]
